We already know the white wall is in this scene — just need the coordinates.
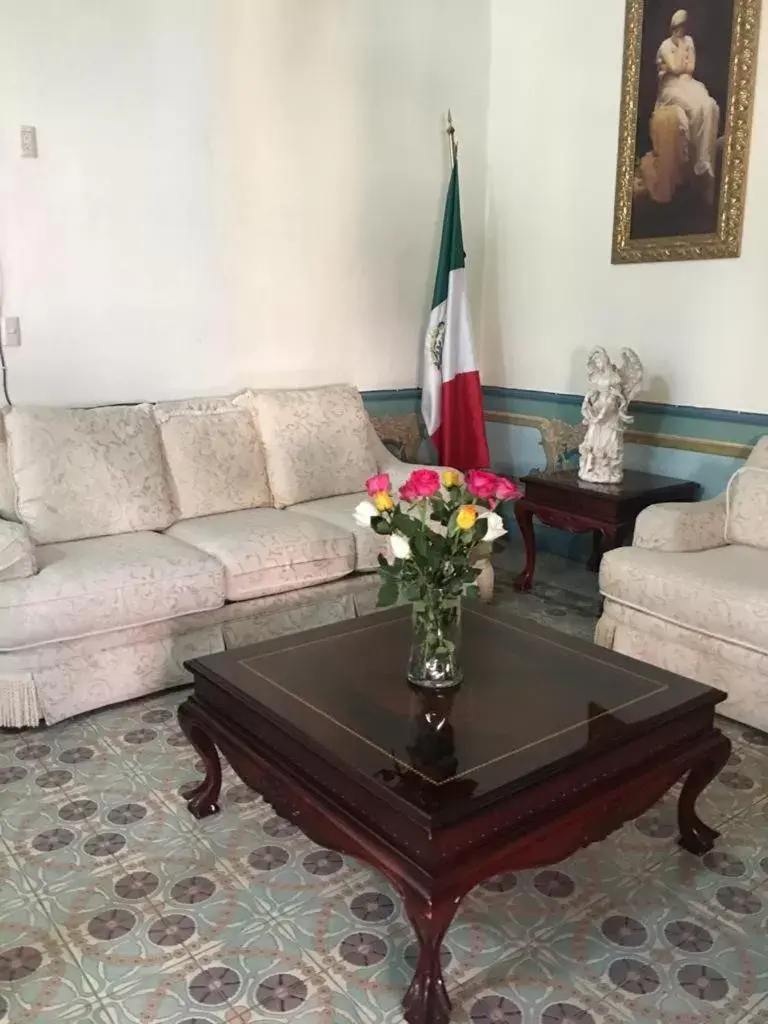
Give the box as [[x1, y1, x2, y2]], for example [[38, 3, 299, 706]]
[[482, 0, 768, 413], [0, 0, 489, 405]]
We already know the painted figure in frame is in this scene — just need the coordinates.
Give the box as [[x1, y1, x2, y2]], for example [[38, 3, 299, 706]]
[[612, 0, 760, 262], [632, 2, 730, 239]]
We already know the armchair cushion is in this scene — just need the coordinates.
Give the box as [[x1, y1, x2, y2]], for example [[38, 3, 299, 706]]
[[600, 544, 768, 655], [725, 467, 768, 550], [0, 519, 36, 581], [235, 385, 376, 507], [632, 496, 726, 553]]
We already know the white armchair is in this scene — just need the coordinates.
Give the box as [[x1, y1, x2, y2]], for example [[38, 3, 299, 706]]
[[595, 438, 768, 732]]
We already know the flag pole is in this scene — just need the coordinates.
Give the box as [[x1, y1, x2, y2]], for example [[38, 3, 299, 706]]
[[446, 109, 457, 169]]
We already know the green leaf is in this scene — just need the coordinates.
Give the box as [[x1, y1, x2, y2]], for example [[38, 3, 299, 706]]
[[377, 581, 399, 607], [372, 517, 392, 536], [465, 584, 479, 601], [474, 517, 488, 541], [392, 512, 418, 539]]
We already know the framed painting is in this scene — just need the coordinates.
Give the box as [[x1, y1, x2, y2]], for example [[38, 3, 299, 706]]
[[612, 0, 762, 263]]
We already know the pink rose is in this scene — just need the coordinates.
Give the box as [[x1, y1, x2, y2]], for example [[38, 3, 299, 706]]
[[495, 477, 521, 501], [465, 469, 498, 500], [399, 480, 418, 502], [366, 472, 391, 497], [406, 468, 441, 498]]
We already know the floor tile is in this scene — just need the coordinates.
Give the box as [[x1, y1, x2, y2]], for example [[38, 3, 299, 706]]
[[0, 895, 101, 1024], [542, 875, 768, 1023]]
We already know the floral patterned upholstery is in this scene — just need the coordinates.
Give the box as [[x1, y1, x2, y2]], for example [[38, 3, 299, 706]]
[[725, 467, 768, 549], [0, 413, 16, 521], [0, 532, 225, 651], [155, 404, 272, 519], [600, 545, 768, 655], [289, 493, 388, 572], [596, 435, 768, 730], [6, 404, 174, 543], [0, 519, 36, 581], [632, 496, 727, 553], [166, 507, 356, 601], [235, 385, 377, 507]]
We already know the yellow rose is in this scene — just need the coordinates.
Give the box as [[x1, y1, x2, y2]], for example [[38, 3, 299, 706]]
[[373, 490, 394, 512], [442, 469, 461, 489], [456, 504, 478, 531]]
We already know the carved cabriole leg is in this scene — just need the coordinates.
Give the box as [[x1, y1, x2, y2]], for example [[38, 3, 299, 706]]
[[178, 699, 222, 819], [401, 888, 465, 1024], [677, 733, 731, 855], [513, 502, 536, 591]]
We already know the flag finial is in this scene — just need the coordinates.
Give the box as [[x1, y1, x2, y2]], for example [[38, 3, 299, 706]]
[[445, 110, 457, 167]]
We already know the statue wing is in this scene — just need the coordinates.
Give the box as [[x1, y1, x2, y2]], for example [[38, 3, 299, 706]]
[[619, 347, 644, 404], [586, 346, 609, 385]]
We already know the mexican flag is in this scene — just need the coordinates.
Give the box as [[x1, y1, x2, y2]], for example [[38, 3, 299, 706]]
[[421, 151, 489, 471]]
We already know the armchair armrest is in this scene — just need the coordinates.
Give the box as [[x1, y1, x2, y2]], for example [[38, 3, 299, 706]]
[[633, 496, 726, 553], [0, 519, 37, 581]]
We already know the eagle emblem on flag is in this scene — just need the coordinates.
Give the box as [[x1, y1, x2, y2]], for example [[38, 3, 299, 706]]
[[428, 320, 446, 370]]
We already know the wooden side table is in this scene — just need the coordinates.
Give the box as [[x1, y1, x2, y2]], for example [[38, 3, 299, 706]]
[[514, 468, 699, 591]]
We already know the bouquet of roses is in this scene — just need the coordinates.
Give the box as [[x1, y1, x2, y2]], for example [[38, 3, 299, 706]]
[[353, 467, 521, 608]]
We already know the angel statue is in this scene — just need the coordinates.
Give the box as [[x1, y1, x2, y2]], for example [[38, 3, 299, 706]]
[[578, 347, 644, 484]]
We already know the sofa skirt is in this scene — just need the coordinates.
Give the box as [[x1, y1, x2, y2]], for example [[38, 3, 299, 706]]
[[0, 574, 378, 728], [596, 599, 768, 733]]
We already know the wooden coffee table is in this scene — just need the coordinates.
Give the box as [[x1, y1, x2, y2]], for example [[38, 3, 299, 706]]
[[179, 603, 729, 1024]]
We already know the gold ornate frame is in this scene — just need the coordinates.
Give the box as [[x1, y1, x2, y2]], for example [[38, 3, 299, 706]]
[[612, 0, 762, 264]]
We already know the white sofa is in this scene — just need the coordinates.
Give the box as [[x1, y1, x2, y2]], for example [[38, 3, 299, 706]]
[[596, 437, 768, 732], [0, 384, 493, 728]]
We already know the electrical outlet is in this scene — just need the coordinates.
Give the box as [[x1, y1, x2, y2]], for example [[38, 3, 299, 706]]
[[20, 126, 38, 159], [2, 318, 21, 347]]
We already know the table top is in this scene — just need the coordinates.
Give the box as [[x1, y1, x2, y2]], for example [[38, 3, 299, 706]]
[[189, 604, 724, 821], [521, 468, 698, 499]]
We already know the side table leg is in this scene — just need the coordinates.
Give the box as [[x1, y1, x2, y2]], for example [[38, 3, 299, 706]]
[[677, 734, 731, 855], [513, 503, 536, 592], [178, 699, 222, 819], [401, 890, 461, 1024]]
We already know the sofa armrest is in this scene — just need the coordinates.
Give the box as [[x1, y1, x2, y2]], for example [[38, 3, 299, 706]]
[[367, 421, 452, 481], [0, 519, 37, 581], [632, 496, 726, 553]]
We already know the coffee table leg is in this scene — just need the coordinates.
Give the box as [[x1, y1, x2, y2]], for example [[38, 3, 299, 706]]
[[677, 733, 731, 855], [401, 890, 459, 1024], [513, 502, 536, 591], [178, 699, 222, 819]]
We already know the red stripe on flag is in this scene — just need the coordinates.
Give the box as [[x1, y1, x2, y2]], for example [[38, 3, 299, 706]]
[[431, 370, 489, 471]]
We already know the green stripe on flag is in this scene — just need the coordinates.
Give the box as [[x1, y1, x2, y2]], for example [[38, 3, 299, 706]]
[[430, 158, 466, 309]]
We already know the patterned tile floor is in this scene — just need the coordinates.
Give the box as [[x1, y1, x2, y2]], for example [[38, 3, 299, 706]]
[[2, 549, 768, 1023]]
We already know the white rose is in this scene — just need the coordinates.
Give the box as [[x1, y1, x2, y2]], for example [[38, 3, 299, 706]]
[[479, 509, 507, 543], [389, 533, 412, 560], [353, 500, 377, 528]]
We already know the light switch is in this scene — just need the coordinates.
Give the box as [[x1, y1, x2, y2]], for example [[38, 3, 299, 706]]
[[3, 318, 21, 347], [20, 126, 38, 158]]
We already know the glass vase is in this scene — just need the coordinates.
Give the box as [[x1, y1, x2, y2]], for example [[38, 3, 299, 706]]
[[407, 597, 463, 691]]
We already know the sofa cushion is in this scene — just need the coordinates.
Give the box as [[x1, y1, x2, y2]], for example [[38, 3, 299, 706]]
[[235, 385, 377, 507], [600, 544, 768, 655], [0, 520, 36, 582], [155, 404, 272, 519], [289, 493, 387, 572], [166, 507, 355, 601], [7, 404, 174, 543], [725, 467, 768, 550], [0, 532, 225, 651]]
